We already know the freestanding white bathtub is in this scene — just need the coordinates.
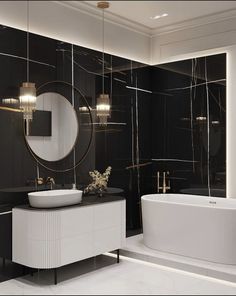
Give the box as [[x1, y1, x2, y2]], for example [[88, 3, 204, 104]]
[[141, 194, 236, 265]]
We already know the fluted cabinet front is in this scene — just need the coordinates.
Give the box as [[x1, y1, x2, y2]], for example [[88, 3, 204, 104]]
[[12, 201, 126, 269]]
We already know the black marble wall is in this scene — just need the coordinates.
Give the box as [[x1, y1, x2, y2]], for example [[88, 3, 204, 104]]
[[0, 25, 226, 234], [152, 54, 226, 198]]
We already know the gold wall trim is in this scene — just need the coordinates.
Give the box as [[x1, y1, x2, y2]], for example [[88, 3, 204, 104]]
[[0, 106, 22, 113]]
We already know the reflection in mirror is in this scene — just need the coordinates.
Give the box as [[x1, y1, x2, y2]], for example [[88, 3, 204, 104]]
[[25, 92, 78, 162]]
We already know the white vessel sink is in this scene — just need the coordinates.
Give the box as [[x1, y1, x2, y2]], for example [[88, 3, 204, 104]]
[[28, 189, 83, 208]]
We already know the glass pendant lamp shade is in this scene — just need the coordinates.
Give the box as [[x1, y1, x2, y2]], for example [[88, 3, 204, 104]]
[[19, 1, 37, 125], [96, 1, 111, 125], [96, 93, 111, 125], [19, 82, 36, 120]]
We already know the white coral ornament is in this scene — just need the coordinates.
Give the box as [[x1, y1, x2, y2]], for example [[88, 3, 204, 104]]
[[84, 166, 112, 196]]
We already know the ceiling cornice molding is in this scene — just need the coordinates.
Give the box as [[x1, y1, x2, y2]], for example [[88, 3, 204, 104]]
[[53, 1, 151, 37], [52, 2, 236, 40], [151, 9, 236, 37]]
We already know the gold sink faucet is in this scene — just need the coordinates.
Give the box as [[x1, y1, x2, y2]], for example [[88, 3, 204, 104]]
[[46, 177, 55, 190]]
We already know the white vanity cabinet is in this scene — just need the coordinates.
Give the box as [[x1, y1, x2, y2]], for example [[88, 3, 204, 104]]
[[12, 199, 126, 270]]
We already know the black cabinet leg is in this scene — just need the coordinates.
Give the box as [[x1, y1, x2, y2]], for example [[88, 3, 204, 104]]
[[22, 265, 27, 275], [2, 258, 5, 269], [30, 268, 34, 276], [54, 268, 57, 285], [117, 249, 120, 263]]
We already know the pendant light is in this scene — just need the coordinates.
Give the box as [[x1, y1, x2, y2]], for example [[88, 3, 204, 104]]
[[19, 1, 36, 125], [96, 1, 111, 125]]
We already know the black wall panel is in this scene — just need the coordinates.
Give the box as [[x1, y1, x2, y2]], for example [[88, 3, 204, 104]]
[[0, 25, 226, 233]]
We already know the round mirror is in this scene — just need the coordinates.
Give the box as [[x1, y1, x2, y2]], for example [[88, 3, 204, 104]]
[[25, 92, 79, 162]]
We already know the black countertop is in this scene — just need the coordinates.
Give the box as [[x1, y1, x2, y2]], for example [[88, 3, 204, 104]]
[[14, 195, 125, 212], [0, 187, 125, 213], [0, 184, 73, 193], [0, 205, 13, 214], [0, 186, 124, 194]]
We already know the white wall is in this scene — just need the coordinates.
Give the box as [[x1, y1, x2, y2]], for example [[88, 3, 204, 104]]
[[226, 45, 236, 198], [0, 1, 150, 64], [151, 14, 236, 65]]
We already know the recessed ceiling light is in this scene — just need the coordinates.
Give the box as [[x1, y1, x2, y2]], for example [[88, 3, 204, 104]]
[[151, 15, 161, 20], [150, 13, 168, 20]]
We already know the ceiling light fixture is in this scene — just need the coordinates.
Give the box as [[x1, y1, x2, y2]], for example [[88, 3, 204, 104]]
[[19, 1, 37, 134], [151, 15, 161, 20], [2, 98, 19, 105], [96, 1, 111, 126], [150, 13, 168, 20]]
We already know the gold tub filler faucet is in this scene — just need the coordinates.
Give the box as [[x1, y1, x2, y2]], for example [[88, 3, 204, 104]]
[[157, 171, 171, 193]]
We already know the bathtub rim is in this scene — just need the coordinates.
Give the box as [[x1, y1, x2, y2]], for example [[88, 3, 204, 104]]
[[141, 193, 236, 210]]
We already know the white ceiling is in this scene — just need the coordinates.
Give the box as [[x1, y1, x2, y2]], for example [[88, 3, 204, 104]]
[[84, 1, 236, 30]]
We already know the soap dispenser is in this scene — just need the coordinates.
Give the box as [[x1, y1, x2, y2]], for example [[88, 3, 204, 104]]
[[72, 183, 77, 190]]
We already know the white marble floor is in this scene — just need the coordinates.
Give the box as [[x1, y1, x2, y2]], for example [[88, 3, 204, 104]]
[[1, 254, 236, 295]]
